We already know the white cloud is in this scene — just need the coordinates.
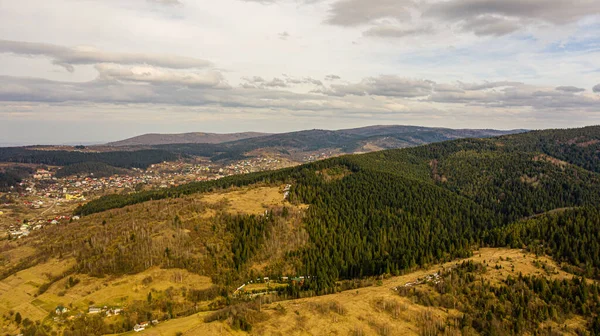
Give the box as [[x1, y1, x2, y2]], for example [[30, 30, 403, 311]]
[[326, 0, 414, 26], [556, 86, 585, 93], [0, 39, 212, 71]]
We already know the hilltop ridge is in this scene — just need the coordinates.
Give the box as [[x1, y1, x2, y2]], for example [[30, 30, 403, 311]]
[[107, 131, 270, 146]]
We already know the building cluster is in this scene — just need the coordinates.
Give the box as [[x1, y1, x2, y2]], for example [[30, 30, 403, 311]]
[[7, 215, 80, 239], [16, 158, 292, 200], [1, 157, 301, 237], [221, 157, 291, 175], [302, 151, 337, 162], [88, 306, 123, 316], [134, 320, 159, 332], [283, 184, 292, 200], [50, 305, 123, 324], [397, 272, 442, 289]]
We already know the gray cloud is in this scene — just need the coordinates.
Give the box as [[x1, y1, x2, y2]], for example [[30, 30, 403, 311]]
[[427, 0, 600, 25], [434, 83, 465, 93], [459, 81, 524, 90], [283, 75, 324, 86], [0, 75, 597, 120], [242, 77, 288, 88], [94, 64, 229, 89], [430, 84, 600, 110], [324, 0, 600, 38], [594, 84, 600, 93], [363, 25, 434, 38], [0, 39, 211, 72], [0, 75, 379, 115], [318, 75, 435, 97], [326, 0, 413, 26], [242, 76, 266, 83], [460, 15, 522, 36], [243, 75, 323, 89], [556, 86, 585, 93], [279, 32, 291, 40], [325, 75, 341, 81], [263, 78, 288, 88], [312, 76, 599, 111]]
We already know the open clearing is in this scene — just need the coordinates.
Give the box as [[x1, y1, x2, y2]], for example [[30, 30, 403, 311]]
[[0, 263, 213, 332], [39, 267, 213, 312], [201, 186, 289, 215]]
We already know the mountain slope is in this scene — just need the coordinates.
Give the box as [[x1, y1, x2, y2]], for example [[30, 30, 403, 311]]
[[74, 126, 600, 288], [107, 131, 270, 146], [0, 147, 177, 169], [6, 126, 600, 335], [146, 125, 525, 161]]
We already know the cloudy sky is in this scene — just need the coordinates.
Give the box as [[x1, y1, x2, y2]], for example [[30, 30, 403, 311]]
[[1, 0, 600, 144]]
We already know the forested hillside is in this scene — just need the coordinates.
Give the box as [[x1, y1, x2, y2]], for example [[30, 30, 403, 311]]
[[0, 166, 33, 191], [6, 126, 600, 335], [55, 162, 132, 178], [74, 127, 600, 290], [143, 125, 524, 161], [0, 147, 178, 169]]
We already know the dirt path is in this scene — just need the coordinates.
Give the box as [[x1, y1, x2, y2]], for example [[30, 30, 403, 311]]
[[40, 198, 57, 216]]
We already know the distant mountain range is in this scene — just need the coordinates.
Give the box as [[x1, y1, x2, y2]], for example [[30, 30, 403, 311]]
[[107, 125, 527, 161], [107, 132, 270, 146]]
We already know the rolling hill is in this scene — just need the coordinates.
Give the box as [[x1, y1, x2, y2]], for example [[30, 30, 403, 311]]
[[138, 125, 526, 161], [3, 125, 600, 335], [107, 132, 271, 147]]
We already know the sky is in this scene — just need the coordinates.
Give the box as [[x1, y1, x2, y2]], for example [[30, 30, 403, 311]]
[[0, 0, 599, 145]]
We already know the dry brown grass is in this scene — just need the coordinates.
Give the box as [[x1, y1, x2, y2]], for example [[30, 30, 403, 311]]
[[533, 154, 569, 168], [0, 258, 75, 323], [136, 247, 590, 336], [201, 186, 291, 215], [0, 179, 591, 336], [316, 166, 352, 182], [41, 267, 213, 312]]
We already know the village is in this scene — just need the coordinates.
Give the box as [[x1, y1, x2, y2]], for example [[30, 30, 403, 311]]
[[0, 156, 297, 238], [50, 304, 160, 333]]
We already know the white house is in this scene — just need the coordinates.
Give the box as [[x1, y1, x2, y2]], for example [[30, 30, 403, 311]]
[[88, 307, 102, 314]]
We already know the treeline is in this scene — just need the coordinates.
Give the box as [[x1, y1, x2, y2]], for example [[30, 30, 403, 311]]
[[0, 147, 178, 169], [398, 261, 600, 335], [55, 162, 131, 178]]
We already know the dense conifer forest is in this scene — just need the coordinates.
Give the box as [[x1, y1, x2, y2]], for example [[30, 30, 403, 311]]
[[0, 148, 178, 169]]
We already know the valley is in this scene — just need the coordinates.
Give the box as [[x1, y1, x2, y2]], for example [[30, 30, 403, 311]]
[[1, 126, 600, 335]]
